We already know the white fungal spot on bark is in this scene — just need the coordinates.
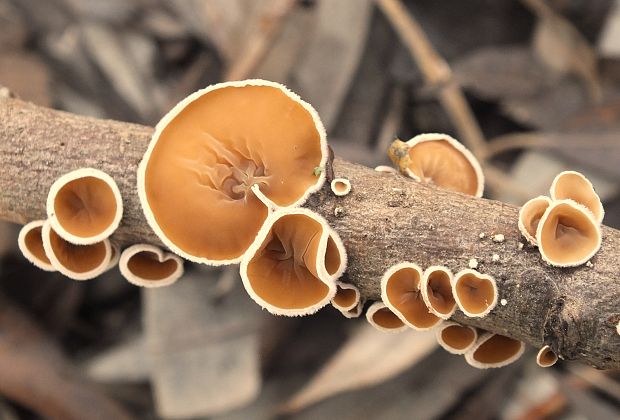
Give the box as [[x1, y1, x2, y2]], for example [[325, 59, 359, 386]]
[[468, 258, 478, 269], [518, 242, 524, 250], [479, 232, 485, 239], [492, 254, 500, 262], [493, 234, 505, 243], [586, 260, 593, 268], [500, 298, 507, 306]]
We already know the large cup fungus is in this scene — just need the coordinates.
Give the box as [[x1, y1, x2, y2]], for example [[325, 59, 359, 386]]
[[240, 208, 346, 316], [119, 244, 184, 288], [381, 262, 442, 330], [421, 266, 457, 319], [550, 171, 604, 224], [465, 332, 525, 369], [47, 168, 122, 245], [138, 80, 328, 266], [518, 195, 552, 245], [453, 269, 498, 318], [18, 220, 56, 272], [435, 322, 478, 355], [388, 133, 484, 197], [366, 302, 407, 332]]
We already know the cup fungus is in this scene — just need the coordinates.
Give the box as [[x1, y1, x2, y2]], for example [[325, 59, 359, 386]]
[[536, 345, 558, 368], [119, 244, 184, 288], [105, 242, 121, 272], [518, 195, 552, 245], [332, 281, 360, 312], [374, 165, 398, 174], [435, 322, 478, 355], [366, 302, 407, 332], [41, 220, 112, 281], [240, 208, 346, 316], [138, 79, 327, 265], [18, 220, 56, 272], [453, 269, 498, 318], [550, 171, 604, 224], [388, 133, 484, 197], [536, 199, 602, 267], [330, 178, 351, 197], [465, 332, 525, 369], [421, 266, 457, 319], [47, 168, 122, 245], [341, 300, 365, 319], [381, 262, 442, 330]]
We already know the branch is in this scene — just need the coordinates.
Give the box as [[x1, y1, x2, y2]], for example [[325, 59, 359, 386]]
[[1, 97, 619, 369]]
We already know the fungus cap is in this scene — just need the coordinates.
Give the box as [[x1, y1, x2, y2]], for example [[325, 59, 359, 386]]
[[332, 281, 360, 312], [550, 171, 604, 224], [119, 244, 184, 288], [435, 322, 477, 355], [41, 220, 112, 281], [330, 178, 351, 197], [536, 199, 602, 267], [240, 208, 346, 317], [380, 262, 442, 330], [138, 79, 328, 266], [17, 220, 56, 272], [374, 165, 398, 174], [341, 300, 365, 319], [465, 332, 525, 369], [366, 302, 408, 332], [421, 266, 456, 319], [46, 168, 122, 245], [388, 134, 484, 197], [518, 195, 552, 245], [536, 345, 558, 368], [453, 269, 498, 318]]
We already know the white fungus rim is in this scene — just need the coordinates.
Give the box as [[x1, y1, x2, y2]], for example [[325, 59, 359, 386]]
[[550, 170, 604, 225], [465, 332, 525, 369], [137, 79, 328, 266], [339, 299, 365, 319], [404, 133, 485, 198], [240, 207, 344, 317], [46, 168, 123, 245], [330, 178, 352, 197], [535, 199, 602, 267], [518, 195, 552, 246], [435, 321, 478, 355], [380, 261, 441, 331], [119, 244, 184, 288], [365, 301, 408, 333], [374, 165, 398, 174], [536, 344, 558, 368], [41, 220, 112, 281], [105, 242, 121, 272], [331, 281, 360, 312], [17, 220, 56, 272], [421, 265, 456, 319], [452, 269, 498, 318]]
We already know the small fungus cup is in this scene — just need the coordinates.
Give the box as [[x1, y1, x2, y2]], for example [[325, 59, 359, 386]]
[[366, 301, 408, 332], [47, 168, 122, 245], [332, 281, 360, 312], [421, 266, 457, 319], [330, 178, 351, 196], [435, 322, 478, 355], [465, 332, 525, 369], [536, 345, 558, 368], [453, 269, 498, 318], [18, 220, 56, 272], [518, 195, 552, 245], [119, 244, 184, 288], [550, 171, 604, 224]]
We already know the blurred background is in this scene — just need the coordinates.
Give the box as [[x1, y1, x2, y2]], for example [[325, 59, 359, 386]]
[[1, 0, 620, 419]]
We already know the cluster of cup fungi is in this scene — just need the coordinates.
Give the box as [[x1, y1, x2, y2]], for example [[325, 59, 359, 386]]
[[17, 79, 606, 371]]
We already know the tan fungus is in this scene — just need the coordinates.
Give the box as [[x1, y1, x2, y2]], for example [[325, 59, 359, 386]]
[[465, 332, 525, 369], [518, 195, 552, 245], [453, 269, 497, 318], [550, 171, 604, 224], [332, 281, 360, 312], [330, 178, 351, 196], [119, 244, 184, 288], [18, 220, 55, 272], [421, 266, 456, 319], [536, 345, 558, 368], [435, 322, 477, 355], [366, 302, 407, 332]]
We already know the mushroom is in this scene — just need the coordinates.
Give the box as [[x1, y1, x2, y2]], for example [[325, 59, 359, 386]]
[[17, 220, 56, 272], [374, 165, 398, 174], [119, 244, 184, 288], [138, 79, 327, 266], [341, 299, 365, 319], [536, 345, 558, 368], [388, 133, 484, 197], [330, 178, 351, 196], [453, 269, 498, 318], [518, 195, 552, 245], [41, 220, 112, 281], [381, 262, 442, 330], [105, 242, 121, 272], [435, 321, 478, 355], [366, 302, 407, 332], [536, 199, 602, 267], [331, 281, 360, 312], [240, 208, 346, 316], [550, 171, 604, 224], [47, 168, 122, 245], [465, 332, 525, 369], [421, 266, 457, 319]]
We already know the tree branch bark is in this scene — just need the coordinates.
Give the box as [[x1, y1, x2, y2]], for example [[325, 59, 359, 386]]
[[1, 97, 618, 369]]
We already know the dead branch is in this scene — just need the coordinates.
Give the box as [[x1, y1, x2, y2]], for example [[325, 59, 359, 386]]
[[0, 97, 619, 369]]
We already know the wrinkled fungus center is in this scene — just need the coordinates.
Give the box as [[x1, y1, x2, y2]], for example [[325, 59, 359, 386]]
[[246, 214, 335, 310], [333, 286, 357, 309], [539, 204, 599, 264], [407, 140, 478, 195], [54, 176, 117, 238], [25, 226, 51, 264], [441, 325, 475, 350], [386, 267, 440, 328], [455, 273, 495, 314], [539, 348, 557, 366], [426, 270, 455, 315], [372, 307, 405, 329], [127, 251, 178, 281], [473, 335, 521, 364], [143, 85, 324, 262], [49, 228, 107, 273]]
